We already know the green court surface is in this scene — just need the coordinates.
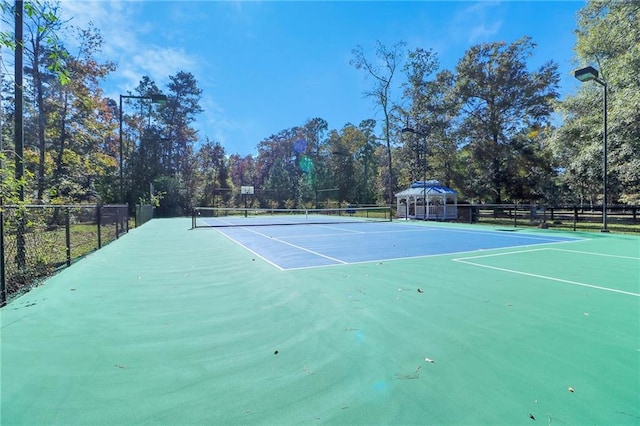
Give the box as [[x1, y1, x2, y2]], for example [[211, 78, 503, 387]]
[[1, 218, 639, 425]]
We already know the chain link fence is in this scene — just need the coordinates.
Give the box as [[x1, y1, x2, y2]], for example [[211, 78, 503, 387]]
[[0, 204, 129, 306]]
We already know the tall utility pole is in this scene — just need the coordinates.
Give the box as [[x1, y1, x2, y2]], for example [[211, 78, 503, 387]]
[[14, 1, 26, 273], [14, 0, 24, 202], [574, 66, 609, 232]]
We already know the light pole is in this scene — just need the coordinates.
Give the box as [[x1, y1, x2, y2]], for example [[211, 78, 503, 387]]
[[118, 94, 167, 204], [574, 66, 609, 232], [401, 127, 428, 220]]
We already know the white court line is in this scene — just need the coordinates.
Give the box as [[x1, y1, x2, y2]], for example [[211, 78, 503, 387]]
[[214, 229, 286, 271], [280, 227, 435, 239], [453, 249, 640, 297], [213, 222, 588, 271], [239, 227, 348, 265], [313, 224, 365, 234], [454, 248, 549, 261], [428, 227, 587, 243], [269, 223, 440, 239], [282, 242, 577, 272], [547, 248, 640, 261]]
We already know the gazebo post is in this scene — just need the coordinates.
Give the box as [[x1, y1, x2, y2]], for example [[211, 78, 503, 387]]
[[442, 194, 446, 219], [425, 192, 429, 220]]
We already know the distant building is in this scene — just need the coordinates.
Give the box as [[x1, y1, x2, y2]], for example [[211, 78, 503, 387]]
[[395, 180, 458, 220]]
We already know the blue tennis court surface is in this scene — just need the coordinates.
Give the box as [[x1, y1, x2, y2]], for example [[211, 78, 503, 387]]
[[213, 222, 583, 270]]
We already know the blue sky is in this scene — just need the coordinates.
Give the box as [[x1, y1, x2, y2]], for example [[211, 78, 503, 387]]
[[59, 1, 585, 156]]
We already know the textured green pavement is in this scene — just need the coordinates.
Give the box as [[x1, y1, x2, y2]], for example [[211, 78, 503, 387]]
[[1, 218, 639, 425]]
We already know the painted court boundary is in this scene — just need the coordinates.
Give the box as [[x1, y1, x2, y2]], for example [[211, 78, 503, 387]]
[[213, 223, 585, 271], [453, 248, 640, 297]]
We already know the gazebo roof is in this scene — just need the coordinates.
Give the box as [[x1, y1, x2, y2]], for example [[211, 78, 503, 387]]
[[395, 180, 457, 198]]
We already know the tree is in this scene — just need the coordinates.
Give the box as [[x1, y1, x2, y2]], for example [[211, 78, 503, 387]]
[[196, 139, 229, 207], [396, 48, 441, 186], [550, 93, 604, 207], [454, 36, 559, 203], [427, 70, 462, 189], [357, 119, 380, 204], [122, 72, 203, 214], [351, 41, 406, 205], [255, 127, 301, 208], [228, 154, 256, 207], [20, 0, 68, 201], [48, 24, 116, 203], [557, 0, 640, 204], [161, 71, 203, 176], [300, 117, 328, 208]]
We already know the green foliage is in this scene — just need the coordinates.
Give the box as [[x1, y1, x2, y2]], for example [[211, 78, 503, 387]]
[[138, 190, 164, 208], [152, 175, 187, 216], [0, 152, 34, 204], [556, 0, 640, 205], [453, 36, 560, 203]]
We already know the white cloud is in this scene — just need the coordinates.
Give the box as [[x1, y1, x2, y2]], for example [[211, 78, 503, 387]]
[[455, 1, 504, 44], [59, 1, 201, 94], [468, 21, 503, 43]]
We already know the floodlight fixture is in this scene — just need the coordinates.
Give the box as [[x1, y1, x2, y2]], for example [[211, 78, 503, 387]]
[[574, 66, 601, 83]]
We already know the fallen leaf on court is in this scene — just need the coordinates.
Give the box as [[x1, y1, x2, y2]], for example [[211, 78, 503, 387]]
[[394, 366, 421, 379]]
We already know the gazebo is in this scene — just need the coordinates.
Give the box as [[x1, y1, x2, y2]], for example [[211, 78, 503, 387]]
[[395, 180, 458, 221]]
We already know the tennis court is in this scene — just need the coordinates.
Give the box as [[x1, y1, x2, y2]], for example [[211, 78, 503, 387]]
[[213, 221, 582, 270], [1, 217, 638, 425]]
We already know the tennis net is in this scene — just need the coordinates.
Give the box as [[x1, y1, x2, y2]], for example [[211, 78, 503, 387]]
[[191, 206, 392, 228]]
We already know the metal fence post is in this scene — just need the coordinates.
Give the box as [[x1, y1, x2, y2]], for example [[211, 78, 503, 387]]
[[115, 207, 120, 239], [97, 204, 102, 249], [65, 207, 71, 267]]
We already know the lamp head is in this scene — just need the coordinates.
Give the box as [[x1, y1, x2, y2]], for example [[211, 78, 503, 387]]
[[574, 66, 599, 83], [150, 94, 168, 104]]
